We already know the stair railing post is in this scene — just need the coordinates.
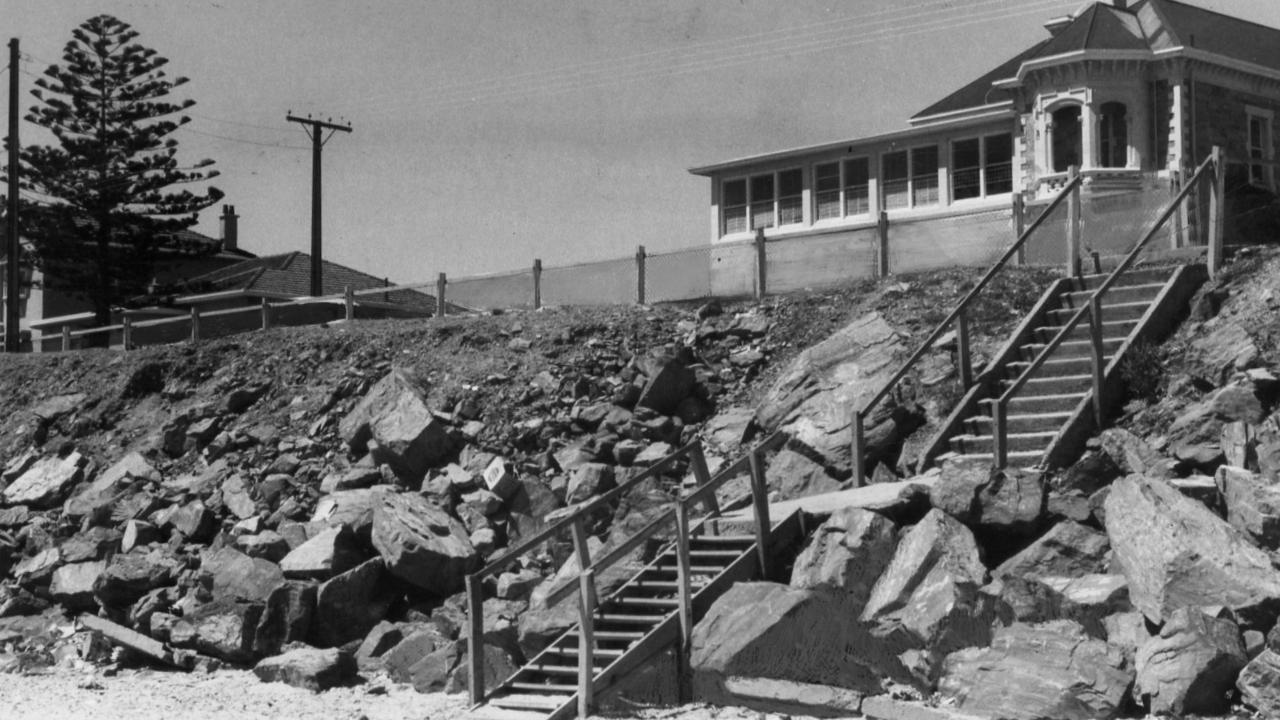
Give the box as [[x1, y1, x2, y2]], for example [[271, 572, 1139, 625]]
[[673, 500, 694, 703], [533, 258, 543, 310], [1066, 165, 1081, 278], [747, 448, 771, 579], [688, 442, 719, 515], [753, 228, 767, 299], [1208, 146, 1226, 278], [465, 574, 485, 705], [122, 316, 133, 351], [189, 306, 201, 343], [569, 518, 597, 610], [876, 210, 890, 278], [957, 309, 974, 390], [436, 272, 447, 318], [577, 568, 596, 719], [1088, 297, 1106, 429], [1013, 193, 1027, 266], [261, 298, 272, 330], [344, 285, 354, 322], [992, 398, 1008, 469], [852, 409, 867, 487], [635, 245, 646, 305]]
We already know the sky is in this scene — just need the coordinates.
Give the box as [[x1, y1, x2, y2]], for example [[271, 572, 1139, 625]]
[[5, 0, 1280, 282]]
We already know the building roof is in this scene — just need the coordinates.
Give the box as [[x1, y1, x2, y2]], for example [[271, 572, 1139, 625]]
[[180, 251, 440, 313]]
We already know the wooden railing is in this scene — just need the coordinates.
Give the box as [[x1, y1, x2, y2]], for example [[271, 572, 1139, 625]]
[[465, 430, 786, 715], [850, 168, 1083, 482], [991, 149, 1224, 468]]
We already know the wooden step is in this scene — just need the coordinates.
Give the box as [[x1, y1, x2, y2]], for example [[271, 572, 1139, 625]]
[[490, 691, 572, 710], [522, 663, 581, 676], [950, 430, 1057, 455], [567, 629, 646, 642], [464, 703, 550, 720], [610, 596, 679, 610], [940, 449, 1045, 467], [1033, 319, 1139, 343], [687, 549, 746, 561], [691, 534, 756, 545], [1047, 300, 1151, 323], [508, 681, 578, 695], [1006, 355, 1106, 378], [1020, 337, 1123, 360], [982, 392, 1087, 415], [1000, 373, 1091, 396], [553, 646, 625, 660], [1061, 282, 1165, 306], [594, 613, 666, 626], [1071, 267, 1175, 290], [963, 411, 1072, 434]]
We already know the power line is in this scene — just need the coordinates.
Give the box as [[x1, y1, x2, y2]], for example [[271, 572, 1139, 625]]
[[178, 125, 308, 150], [189, 112, 291, 133]]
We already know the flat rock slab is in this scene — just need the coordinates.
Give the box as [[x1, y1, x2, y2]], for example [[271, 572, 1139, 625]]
[[3, 453, 85, 508], [717, 477, 936, 528], [371, 492, 475, 596], [253, 646, 357, 692]]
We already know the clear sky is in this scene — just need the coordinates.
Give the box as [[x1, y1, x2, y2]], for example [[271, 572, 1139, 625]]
[[5, 0, 1280, 282]]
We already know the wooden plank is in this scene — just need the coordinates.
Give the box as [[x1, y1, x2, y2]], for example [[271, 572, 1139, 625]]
[[467, 574, 486, 705], [78, 614, 194, 670], [748, 449, 771, 579], [577, 569, 595, 719]]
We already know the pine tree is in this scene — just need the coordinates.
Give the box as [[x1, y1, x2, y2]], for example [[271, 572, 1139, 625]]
[[16, 14, 223, 330]]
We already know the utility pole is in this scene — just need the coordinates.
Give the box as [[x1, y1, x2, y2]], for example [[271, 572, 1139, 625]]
[[6, 38, 21, 353], [285, 113, 351, 296]]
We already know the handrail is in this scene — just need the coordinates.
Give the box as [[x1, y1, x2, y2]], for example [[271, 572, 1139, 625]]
[[851, 170, 1082, 481], [991, 152, 1218, 467]]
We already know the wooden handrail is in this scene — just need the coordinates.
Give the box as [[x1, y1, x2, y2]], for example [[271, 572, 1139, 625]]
[[851, 174, 1082, 479], [992, 152, 1218, 466]]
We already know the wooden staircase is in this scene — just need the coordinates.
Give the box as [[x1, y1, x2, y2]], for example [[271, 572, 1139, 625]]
[[930, 264, 1204, 468], [468, 518, 800, 720]]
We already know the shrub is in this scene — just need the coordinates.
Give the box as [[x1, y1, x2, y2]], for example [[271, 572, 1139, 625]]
[[1118, 340, 1163, 402]]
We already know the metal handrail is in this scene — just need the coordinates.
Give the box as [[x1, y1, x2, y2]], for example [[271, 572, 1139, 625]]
[[991, 152, 1218, 467], [851, 171, 1082, 481]]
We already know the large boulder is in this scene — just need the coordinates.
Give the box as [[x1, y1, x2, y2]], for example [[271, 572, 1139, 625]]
[[63, 451, 158, 518], [175, 598, 265, 664], [789, 507, 897, 611], [755, 312, 915, 476], [1216, 465, 1280, 550], [930, 461, 1047, 537], [371, 492, 476, 596], [1133, 607, 1247, 716], [199, 547, 285, 603], [937, 620, 1134, 720], [636, 352, 697, 415], [1104, 474, 1280, 627], [311, 486, 395, 539], [253, 646, 357, 691], [764, 446, 845, 501], [859, 509, 993, 687], [93, 550, 182, 609], [311, 558, 395, 648], [339, 369, 451, 482], [49, 560, 107, 611], [3, 452, 86, 508], [278, 526, 365, 580], [991, 520, 1110, 581], [1239, 645, 1280, 716], [253, 582, 316, 657]]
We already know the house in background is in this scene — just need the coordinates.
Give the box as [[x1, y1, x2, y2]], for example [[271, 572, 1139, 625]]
[[689, 0, 1280, 291]]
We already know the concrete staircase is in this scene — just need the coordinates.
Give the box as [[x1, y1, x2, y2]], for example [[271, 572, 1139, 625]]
[[930, 263, 1204, 469], [467, 512, 802, 720]]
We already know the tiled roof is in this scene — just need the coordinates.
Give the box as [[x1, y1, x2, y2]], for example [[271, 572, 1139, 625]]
[[914, 0, 1280, 120], [183, 251, 440, 313]]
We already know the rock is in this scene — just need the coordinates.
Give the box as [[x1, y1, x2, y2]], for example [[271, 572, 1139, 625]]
[[496, 570, 542, 601], [755, 312, 914, 475], [1133, 607, 1247, 716], [692, 582, 884, 702], [636, 353, 697, 415], [1099, 429, 1170, 477], [253, 582, 316, 657], [60, 526, 121, 563], [764, 446, 844, 501], [93, 550, 181, 608], [49, 560, 107, 611], [233, 531, 291, 563], [12, 547, 62, 586], [199, 547, 286, 603], [278, 526, 364, 580], [1105, 474, 1280, 627], [1211, 378, 1268, 424], [2, 452, 86, 508], [220, 474, 257, 520], [860, 509, 993, 687], [177, 598, 265, 664], [63, 451, 157, 518], [310, 486, 394, 539], [789, 507, 897, 610], [989, 573, 1131, 637], [1218, 466, 1280, 550], [354, 621, 409, 670], [481, 457, 519, 501], [311, 558, 395, 648], [319, 467, 381, 494], [1222, 420, 1257, 469], [339, 369, 451, 482], [121, 519, 160, 552], [253, 646, 356, 691], [153, 500, 216, 542], [1192, 321, 1257, 380], [931, 461, 1046, 535], [937, 620, 1133, 720], [1239, 648, 1280, 716], [371, 492, 476, 595], [992, 521, 1110, 581], [703, 407, 754, 453], [564, 462, 615, 504]]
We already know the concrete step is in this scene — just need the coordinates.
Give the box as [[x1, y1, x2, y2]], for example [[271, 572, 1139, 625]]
[[1033, 318, 1139, 343], [950, 430, 1057, 455], [1046, 300, 1152, 323], [1071, 266, 1176, 291], [964, 411, 1072, 435], [981, 392, 1087, 415], [1061, 282, 1165, 307]]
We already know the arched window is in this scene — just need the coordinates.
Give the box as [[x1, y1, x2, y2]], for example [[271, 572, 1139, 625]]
[[1051, 105, 1082, 172], [1100, 102, 1128, 168]]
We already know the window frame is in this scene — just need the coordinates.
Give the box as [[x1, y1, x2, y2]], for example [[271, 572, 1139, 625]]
[[882, 144, 940, 211], [951, 133, 1014, 203], [1247, 105, 1275, 191], [720, 168, 804, 237], [813, 156, 871, 222]]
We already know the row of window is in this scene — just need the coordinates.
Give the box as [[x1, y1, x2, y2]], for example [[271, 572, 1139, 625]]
[[722, 133, 1014, 235]]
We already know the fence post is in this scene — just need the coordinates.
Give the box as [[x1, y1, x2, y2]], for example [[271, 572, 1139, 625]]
[[687, 442, 718, 514], [261, 298, 272, 330], [957, 309, 973, 389], [465, 574, 484, 705], [570, 518, 597, 609], [189, 306, 201, 343], [1088, 297, 1105, 429], [1013, 193, 1027, 265], [436, 272, 447, 318], [635, 245, 646, 305], [61, 325, 71, 352], [1066, 165, 1081, 277], [876, 210, 890, 278], [532, 258, 542, 310], [747, 449, 771, 579], [1209, 146, 1226, 278], [753, 229, 766, 299], [344, 285, 354, 322], [122, 316, 133, 351], [577, 568, 596, 719]]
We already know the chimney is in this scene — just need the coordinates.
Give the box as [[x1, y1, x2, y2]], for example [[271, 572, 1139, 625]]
[[1110, 0, 1128, 10], [220, 204, 239, 252]]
